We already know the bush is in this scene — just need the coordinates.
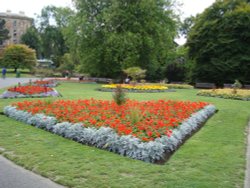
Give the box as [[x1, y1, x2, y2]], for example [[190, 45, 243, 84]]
[[34, 68, 54, 78], [112, 85, 127, 105]]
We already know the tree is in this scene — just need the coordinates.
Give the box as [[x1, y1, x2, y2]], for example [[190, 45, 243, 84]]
[[40, 26, 66, 64], [57, 53, 75, 75], [165, 45, 188, 82], [123, 67, 146, 82], [0, 44, 36, 72], [180, 16, 196, 37], [0, 19, 9, 45], [21, 26, 42, 58], [71, 0, 178, 79], [36, 6, 73, 67], [186, 0, 250, 85]]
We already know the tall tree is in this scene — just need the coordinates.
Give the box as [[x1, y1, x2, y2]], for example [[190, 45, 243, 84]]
[[0, 19, 9, 45], [165, 45, 188, 82], [187, 0, 250, 85], [71, 0, 178, 79], [180, 16, 196, 37], [21, 26, 42, 58], [37, 6, 73, 67], [0, 44, 36, 72]]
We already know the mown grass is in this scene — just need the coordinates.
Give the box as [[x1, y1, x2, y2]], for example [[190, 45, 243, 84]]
[[0, 82, 249, 188], [5, 69, 33, 78]]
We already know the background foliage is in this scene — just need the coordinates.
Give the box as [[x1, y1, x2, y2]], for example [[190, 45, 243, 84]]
[[0, 44, 36, 71], [186, 0, 250, 85], [0, 18, 9, 45], [70, 0, 178, 79]]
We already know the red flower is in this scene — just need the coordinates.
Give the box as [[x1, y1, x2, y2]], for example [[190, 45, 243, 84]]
[[8, 85, 52, 95], [13, 99, 209, 142]]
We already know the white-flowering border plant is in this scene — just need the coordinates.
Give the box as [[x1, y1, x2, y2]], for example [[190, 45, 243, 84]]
[[0, 89, 61, 99], [3, 105, 216, 163]]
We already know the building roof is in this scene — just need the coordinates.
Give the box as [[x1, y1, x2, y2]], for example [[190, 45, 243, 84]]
[[0, 11, 33, 21]]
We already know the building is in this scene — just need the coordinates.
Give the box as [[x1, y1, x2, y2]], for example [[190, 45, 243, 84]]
[[0, 10, 33, 48], [37, 59, 55, 69]]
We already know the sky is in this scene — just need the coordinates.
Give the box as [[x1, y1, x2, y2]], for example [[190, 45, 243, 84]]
[[0, 0, 72, 17], [0, 0, 216, 44], [178, 0, 216, 19], [0, 0, 216, 19]]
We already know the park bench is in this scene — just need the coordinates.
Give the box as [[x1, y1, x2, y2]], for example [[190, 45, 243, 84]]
[[195, 82, 216, 89], [170, 82, 184, 84], [244, 85, 250, 89]]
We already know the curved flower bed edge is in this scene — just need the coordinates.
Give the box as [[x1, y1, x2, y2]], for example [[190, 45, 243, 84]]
[[197, 93, 250, 101], [98, 88, 175, 93], [3, 104, 216, 163], [0, 88, 61, 99]]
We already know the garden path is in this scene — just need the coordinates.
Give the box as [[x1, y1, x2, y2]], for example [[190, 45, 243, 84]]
[[0, 78, 37, 89], [244, 120, 250, 188], [0, 155, 65, 188]]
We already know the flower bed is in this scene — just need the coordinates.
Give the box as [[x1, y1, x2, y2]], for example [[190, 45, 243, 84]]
[[165, 84, 193, 89], [101, 84, 169, 93], [33, 80, 58, 87], [4, 99, 216, 163], [197, 89, 250, 101], [53, 78, 96, 84], [1, 85, 60, 98]]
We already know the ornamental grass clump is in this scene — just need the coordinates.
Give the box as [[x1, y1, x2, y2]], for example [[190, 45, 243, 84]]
[[112, 85, 127, 105], [232, 79, 242, 94]]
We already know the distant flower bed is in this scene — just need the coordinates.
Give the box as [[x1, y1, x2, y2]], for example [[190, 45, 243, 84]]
[[197, 89, 250, 101], [4, 99, 216, 163], [33, 80, 58, 87], [165, 84, 193, 89], [101, 84, 169, 92], [8, 85, 52, 95], [51, 78, 97, 84], [1, 85, 60, 98]]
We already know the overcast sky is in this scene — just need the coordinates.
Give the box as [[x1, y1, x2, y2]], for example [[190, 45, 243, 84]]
[[0, 0, 216, 44], [0, 0, 216, 18], [0, 0, 72, 17], [178, 0, 215, 19]]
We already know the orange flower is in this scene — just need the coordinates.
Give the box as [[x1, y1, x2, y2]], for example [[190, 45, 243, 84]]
[[13, 99, 209, 142]]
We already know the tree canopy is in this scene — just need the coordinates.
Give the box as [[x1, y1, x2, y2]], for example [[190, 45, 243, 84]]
[[34, 6, 74, 67], [70, 0, 178, 79], [21, 26, 41, 58], [0, 44, 36, 71], [0, 19, 9, 45], [186, 0, 250, 85]]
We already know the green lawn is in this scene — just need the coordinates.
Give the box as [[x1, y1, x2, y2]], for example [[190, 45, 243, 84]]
[[5, 69, 34, 78], [0, 83, 249, 188]]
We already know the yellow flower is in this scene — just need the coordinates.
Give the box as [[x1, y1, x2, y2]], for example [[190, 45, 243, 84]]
[[197, 89, 250, 100], [102, 84, 168, 90]]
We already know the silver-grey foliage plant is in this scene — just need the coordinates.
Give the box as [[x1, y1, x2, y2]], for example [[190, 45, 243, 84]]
[[3, 105, 216, 163]]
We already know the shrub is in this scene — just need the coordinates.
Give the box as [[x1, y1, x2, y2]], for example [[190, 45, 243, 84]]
[[112, 85, 127, 105]]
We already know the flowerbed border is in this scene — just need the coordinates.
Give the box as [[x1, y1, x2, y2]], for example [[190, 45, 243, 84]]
[[197, 93, 250, 101], [32, 83, 59, 88], [0, 88, 61, 99], [3, 104, 216, 163], [97, 88, 176, 93], [165, 84, 194, 89]]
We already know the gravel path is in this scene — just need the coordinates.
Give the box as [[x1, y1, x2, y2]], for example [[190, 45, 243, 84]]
[[244, 120, 250, 188], [0, 78, 38, 89], [0, 156, 65, 188]]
